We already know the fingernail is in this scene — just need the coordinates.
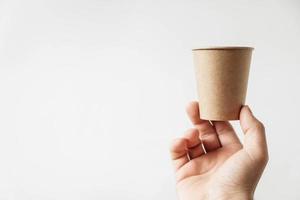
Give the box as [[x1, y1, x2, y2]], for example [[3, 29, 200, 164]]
[[245, 105, 253, 115]]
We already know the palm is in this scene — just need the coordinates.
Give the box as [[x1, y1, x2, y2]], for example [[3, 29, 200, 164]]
[[170, 102, 268, 200]]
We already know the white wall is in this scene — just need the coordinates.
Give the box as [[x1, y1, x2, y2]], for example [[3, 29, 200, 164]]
[[1, 0, 300, 199]]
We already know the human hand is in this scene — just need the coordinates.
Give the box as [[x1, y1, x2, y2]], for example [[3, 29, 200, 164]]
[[170, 102, 268, 200]]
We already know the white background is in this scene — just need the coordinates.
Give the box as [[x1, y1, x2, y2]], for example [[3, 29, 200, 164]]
[[1, 0, 300, 199]]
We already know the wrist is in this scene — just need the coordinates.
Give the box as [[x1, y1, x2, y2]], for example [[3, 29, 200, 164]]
[[209, 190, 253, 200]]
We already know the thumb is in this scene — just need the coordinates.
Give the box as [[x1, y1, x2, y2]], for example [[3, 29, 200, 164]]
[[240, 106, 268, 164]]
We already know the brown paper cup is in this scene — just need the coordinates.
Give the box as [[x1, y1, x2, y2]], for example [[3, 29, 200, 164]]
[[192, 46, 253, 121]]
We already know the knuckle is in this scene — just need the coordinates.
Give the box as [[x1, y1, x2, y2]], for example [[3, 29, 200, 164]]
[[255, 150, 269, 165], [254, 121, 265, 132], [170, 139, 179, 150], [196, 123, 212, 133], [186, 128, 198, 135]]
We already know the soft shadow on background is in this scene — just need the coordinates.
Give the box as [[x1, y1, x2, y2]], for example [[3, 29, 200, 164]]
[[0, 0, 300, 199]]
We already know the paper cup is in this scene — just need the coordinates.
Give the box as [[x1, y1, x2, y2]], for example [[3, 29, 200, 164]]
[[192, 46, 253, 121]]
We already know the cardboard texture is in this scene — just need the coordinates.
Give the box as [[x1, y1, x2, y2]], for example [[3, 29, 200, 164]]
[[192, 47, 253, 121]]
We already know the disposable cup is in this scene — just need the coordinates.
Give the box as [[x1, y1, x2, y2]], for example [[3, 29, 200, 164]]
[[192, 46, 253, 120]]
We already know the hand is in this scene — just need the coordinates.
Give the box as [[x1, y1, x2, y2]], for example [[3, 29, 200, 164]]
[[170, 102, 268, 200]]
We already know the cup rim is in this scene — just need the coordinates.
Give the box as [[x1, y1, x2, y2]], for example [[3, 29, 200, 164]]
[[192, 46, 254, 51]]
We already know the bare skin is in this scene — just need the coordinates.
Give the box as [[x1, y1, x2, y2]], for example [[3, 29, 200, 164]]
[[170, 102, 268, 200]]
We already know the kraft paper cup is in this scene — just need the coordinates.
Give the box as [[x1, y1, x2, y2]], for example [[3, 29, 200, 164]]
[[192, 46, 253, 121]]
